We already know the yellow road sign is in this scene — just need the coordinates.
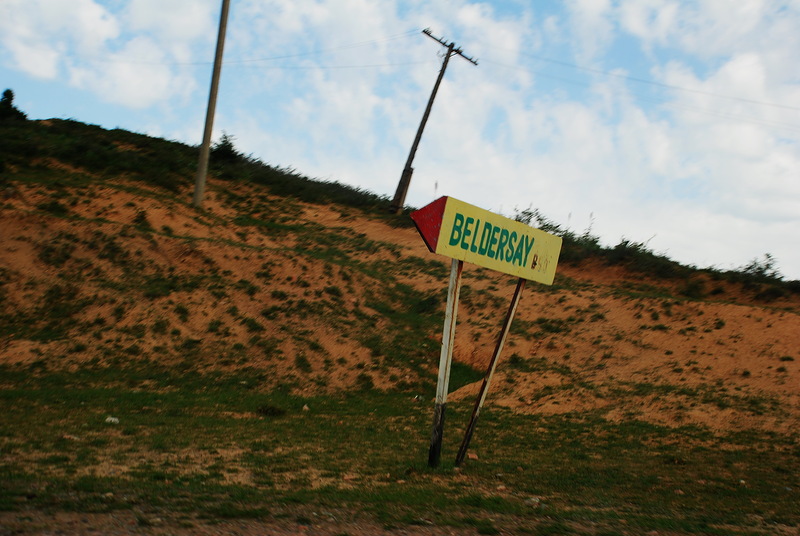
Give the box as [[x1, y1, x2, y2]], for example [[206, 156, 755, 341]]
[[412, 196, 562, 285]]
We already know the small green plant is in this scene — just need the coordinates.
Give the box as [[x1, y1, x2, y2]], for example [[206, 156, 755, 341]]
[[124, 323, 147, 338], [112, 305, 126, 321], [324, 285, 343, 298], [508, 353, 526, 369], [640, 323, 669, 331], [37, 242, 74, 267], [236, 279, 258, 297], [355, 372, 374, 390], [271, 290, 288, 300], [174, 304, 189, 322], [740, 253, 782, 281], [36, 200, 69, 216], [295, 353, 312, 373], [681, 278, 706, 299], [534, 317, 570, 334], [256, 404, 286, 417], [475, 520, 500, 535], [133, 210, 152, 230], [242, 317, 265, 333], [261, 306, 281, 320]]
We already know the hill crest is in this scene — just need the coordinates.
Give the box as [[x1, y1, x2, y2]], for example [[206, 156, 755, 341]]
[[1, 118, 799, 435]]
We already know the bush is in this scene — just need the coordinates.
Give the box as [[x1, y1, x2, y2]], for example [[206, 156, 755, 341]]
[[294, 353, 312, 373], [0, 89, 27, 121], [604, 239, 684, 278], [355, 372, 374, 390], [36, 201, 69, 216], [211, 132, 241, 165], [741, 253, 781, 281], [680, 278, 706, 299]]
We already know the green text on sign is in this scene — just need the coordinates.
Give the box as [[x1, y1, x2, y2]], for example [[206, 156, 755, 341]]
[[411, 196, 562, 285]]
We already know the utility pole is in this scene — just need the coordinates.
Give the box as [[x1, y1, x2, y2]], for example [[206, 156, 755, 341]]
[[389, 28, 477, 214], [192, 0, 230, 208]]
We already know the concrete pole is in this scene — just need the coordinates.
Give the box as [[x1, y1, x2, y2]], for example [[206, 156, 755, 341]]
[[390, 44, 453, 214], [192, 0, 230, 207]]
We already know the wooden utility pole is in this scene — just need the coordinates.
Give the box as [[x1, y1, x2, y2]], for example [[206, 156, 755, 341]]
[[389, 29, 477, 214], [192, 0, 230, 208]]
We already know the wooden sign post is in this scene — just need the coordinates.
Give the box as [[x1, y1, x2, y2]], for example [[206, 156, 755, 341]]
[[411, 196, 562, 467], [428, 258, 463, 467], [455, 277, 525, 466]]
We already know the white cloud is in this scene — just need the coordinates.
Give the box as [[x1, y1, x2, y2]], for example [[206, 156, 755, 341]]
[[455, 2, 530, 61], [124, 0, 217, 63], [0, 0, 118, 79], [0, 0, 209, 106], [1, 40, 62, 80], [68, 36, 196, 109], [618, 0, 800, 63], [618, 0, 679, 48], [564, 0, 615, 60], [126, 0, 216, 40]]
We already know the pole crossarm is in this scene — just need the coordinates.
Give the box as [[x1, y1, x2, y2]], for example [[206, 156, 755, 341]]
[[422, 28, 478, 65]]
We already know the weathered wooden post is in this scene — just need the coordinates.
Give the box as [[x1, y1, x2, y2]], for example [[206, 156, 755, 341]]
[[428, 258, 463, 467], [455, 277, 525, 466]]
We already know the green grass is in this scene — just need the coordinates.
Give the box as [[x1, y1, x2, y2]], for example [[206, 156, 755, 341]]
[[2, 109, 800, 535], [0, 364, 797, 534]]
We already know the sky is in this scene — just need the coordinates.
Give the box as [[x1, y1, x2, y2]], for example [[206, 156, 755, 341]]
[[2, 0, 799, 280]]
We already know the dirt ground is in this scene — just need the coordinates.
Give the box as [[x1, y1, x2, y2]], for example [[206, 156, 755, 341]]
[[0, 510, 492, 536], [2, 178, 800, 536], [2, 180, 799, 433]]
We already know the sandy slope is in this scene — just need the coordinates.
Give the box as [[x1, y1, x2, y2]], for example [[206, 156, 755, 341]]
[[1, 178, 798, 433]]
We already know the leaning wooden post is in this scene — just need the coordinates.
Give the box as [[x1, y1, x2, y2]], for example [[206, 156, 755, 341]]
[[455, 277, 526, 466], [428, 258, 464, 467]]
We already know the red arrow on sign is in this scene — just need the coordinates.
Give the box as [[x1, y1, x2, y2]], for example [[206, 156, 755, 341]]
[[410, 196, 449, 253]]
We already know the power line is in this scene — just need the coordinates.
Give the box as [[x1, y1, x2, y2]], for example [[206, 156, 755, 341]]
[[78, 29, 421, 67], [225, 60, 433, 71], [224, 29, 420, 64], [518, 51, 800, 113], [481, 57, 800, 133], [484, 47, 800, 114]]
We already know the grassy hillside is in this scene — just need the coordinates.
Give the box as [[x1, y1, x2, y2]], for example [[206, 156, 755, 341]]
[[1, 116, 799, 535]]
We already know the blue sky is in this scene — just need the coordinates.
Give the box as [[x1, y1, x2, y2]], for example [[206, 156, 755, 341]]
[[2, 0, 799, 279]]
